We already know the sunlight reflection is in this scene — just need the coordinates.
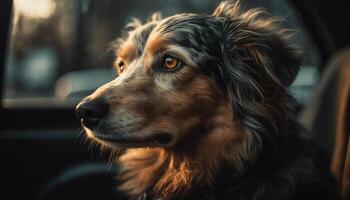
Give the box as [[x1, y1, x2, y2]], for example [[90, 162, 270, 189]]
[[14, 0, 56, 19]]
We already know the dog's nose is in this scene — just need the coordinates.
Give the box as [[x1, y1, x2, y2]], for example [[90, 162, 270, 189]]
[[75, 98, 108, 129]]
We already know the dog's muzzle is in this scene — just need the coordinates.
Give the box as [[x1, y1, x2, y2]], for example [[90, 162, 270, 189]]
[[75, 98, 108, 129]]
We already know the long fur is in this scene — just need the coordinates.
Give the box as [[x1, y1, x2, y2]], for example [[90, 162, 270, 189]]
[[79, 1, 340, 200]]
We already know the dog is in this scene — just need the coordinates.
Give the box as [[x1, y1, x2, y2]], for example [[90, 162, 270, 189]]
[[76, 1, 339, 199]]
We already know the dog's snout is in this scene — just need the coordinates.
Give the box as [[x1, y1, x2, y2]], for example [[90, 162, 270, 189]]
[[75, 98, 108, 129]]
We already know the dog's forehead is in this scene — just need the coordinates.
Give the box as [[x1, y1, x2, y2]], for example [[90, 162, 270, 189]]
[[120, 21, 159, 59], [147, 14, 222, 54], [155, 14, 214, 35]]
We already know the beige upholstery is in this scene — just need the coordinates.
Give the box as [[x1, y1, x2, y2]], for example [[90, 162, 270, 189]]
[[299, 48, 350, 200]]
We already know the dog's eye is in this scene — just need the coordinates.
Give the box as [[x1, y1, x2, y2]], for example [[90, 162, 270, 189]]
[[116, 58, 125, 73], [161, 55, 182, 71]]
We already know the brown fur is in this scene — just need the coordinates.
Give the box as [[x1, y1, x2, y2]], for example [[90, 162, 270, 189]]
[[118, 103, 243, 199], [87, 4, 282, 198], [77, 1, 338, 200]]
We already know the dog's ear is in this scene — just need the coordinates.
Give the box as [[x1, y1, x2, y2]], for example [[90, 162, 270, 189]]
[[213, 1, 302, 86], [210, 2, 301, 168]]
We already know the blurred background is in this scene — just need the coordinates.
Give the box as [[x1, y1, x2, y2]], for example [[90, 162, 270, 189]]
[[1, 0, 349, 200], [4, 0, 320, 108]]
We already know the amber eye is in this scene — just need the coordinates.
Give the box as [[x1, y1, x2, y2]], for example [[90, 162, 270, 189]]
[[116, 58, 125, 73], [162, 56, 181, 70]]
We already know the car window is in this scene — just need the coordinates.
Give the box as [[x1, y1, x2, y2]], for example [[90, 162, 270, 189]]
[[3, 0, 320, 108]]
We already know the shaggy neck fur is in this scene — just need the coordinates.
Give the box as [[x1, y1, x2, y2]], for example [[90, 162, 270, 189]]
[[117, 105, 246, 199]]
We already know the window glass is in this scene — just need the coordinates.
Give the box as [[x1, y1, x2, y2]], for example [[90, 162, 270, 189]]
[[4, 0, 320, 108]]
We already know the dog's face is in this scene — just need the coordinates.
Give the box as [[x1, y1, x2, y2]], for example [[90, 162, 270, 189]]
[[76, 3, 301, 153], [77, 15, 227, 148]]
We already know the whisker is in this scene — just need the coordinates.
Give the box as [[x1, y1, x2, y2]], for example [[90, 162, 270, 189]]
[[74, 127, 84, 142], [108, 148, 124, 170], [108, 150, 116, 169]]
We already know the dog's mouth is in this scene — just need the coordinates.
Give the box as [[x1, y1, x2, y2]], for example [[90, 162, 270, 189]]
[[85, 126, 174, 147], [97, 132, 172, 145]]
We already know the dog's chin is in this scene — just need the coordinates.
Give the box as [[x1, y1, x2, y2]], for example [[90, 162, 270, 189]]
[[83, 127, 174, 148]]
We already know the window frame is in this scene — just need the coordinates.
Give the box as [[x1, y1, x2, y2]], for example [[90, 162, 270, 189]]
[[290, 0, 334, 70], [0, 0, 78, 130]]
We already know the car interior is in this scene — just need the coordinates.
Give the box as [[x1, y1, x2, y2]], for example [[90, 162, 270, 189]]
[[0, 0, 349, 199]]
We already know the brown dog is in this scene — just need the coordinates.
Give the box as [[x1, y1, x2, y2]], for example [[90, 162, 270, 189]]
[[76, 2, 339, 199]]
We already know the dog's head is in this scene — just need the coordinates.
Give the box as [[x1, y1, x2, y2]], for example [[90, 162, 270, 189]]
[[76, 2, 301, 161]]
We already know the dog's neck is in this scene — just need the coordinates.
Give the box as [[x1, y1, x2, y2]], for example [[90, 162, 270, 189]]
[[118, 148, 213, 199], [117, 105, 242, 199]]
